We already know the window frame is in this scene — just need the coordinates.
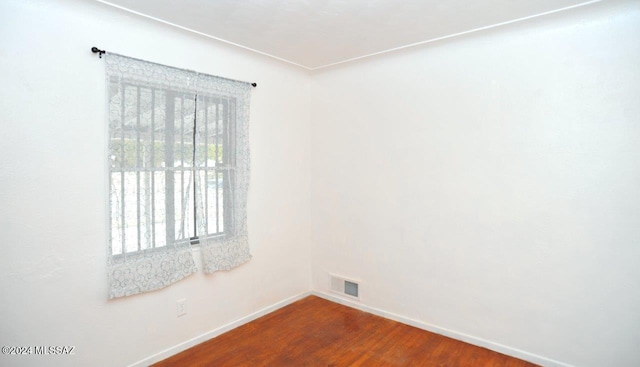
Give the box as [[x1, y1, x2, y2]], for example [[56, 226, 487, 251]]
[[108, 80, 238, 257]]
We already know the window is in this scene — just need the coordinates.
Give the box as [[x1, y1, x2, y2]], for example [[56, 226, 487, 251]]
[[109, 88, 235, 254], [105, 53, 252, 299]]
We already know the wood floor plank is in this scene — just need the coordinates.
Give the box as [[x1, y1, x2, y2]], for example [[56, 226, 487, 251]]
[[153, 296, 539, 367]]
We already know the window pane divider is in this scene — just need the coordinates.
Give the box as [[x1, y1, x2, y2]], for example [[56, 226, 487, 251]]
[[150, 90, 156, 249], [203, 97, 209, 236], [180, 95, 186, 240], [136, 86, 142, 252], [119, 83, 126, 255], [215, 101, 220, 233]]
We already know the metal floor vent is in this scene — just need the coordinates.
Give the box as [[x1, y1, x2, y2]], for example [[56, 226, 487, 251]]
[[330, 274, 360, 300]]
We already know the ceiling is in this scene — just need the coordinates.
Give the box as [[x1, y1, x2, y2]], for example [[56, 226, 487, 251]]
[[96, 0, 601, 70]]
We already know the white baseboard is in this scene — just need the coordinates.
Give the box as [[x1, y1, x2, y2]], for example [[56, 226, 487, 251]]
[[129, 289, 573, 367], [127, 291, 312, 367], [312, 291, 574, 367]]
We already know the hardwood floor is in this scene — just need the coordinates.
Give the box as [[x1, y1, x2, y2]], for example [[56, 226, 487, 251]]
[[153, 295, 539, 366]]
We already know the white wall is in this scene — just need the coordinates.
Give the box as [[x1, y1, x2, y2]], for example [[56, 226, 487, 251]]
[[310, 1, 640, 366], [2, 0, 639, 366], [0, 0, 310, 366]]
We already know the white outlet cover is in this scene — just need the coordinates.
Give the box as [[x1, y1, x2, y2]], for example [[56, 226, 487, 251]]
[[176, 299, 187, 317]]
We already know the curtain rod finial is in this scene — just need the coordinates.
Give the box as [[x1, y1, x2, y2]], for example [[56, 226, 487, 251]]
[[91, 46, 106, 58]]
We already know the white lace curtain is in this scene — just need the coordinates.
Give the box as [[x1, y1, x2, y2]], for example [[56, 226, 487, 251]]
[[106, 53, 252, 299]]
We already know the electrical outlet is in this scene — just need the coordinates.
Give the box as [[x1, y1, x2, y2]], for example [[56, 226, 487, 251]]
[[176, 299, 187, 317]]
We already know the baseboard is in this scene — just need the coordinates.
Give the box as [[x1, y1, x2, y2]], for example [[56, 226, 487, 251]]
[[128, 289, 573, 367], [312, 291, 574, 367], [127, 291, 312, 367]]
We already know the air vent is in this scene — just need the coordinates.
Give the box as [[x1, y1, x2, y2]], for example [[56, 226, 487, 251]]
[[329, 274, 360, 300]]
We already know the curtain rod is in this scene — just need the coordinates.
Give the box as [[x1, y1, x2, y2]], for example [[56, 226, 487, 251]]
[[91, 47, 257, 88]]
